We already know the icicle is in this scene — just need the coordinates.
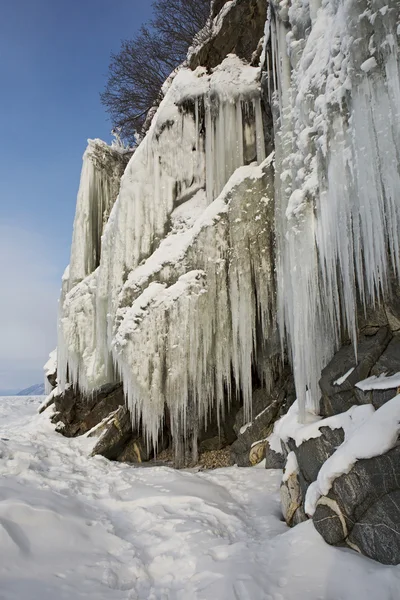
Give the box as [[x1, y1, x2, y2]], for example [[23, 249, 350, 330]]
[[111, 158, 277, 450], [272, 0, 400, 419], [58, 55, 267, 399], [68, 139, 128, 291]]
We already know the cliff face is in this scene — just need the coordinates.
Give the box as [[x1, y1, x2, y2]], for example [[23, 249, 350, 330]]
[[46, 0, 400, 563]]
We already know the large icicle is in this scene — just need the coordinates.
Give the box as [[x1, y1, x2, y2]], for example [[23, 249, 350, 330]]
[[58, 55, 267, 395], [270, 0, 400, 417], [68, 139, 129, 291], [111, 158, 277, 458]]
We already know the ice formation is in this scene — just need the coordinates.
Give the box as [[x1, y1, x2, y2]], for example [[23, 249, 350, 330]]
[[55, 0, 400, 454], [57, 55, 269, 453], [112, 161, 277, 455], [269, 0, 400, 417], [43, 349, 57, 395], [68, 139, 129, 291]]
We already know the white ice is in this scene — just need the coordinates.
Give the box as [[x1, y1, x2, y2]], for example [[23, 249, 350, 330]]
[[334, 368, 355, 386], [356, 372, 400, 391], [271, 0, 400, 418]]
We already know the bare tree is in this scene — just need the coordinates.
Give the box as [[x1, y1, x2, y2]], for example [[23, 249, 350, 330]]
[[101, 0, 211, 143]]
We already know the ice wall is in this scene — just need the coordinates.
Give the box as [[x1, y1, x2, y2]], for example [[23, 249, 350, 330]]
[[68, 139, 129, 291], [269, 0, 400, 417], [111, 159, 277, 459], [58, 55, 267, 402]]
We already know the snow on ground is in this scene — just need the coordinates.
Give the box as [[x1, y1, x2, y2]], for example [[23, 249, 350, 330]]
[[1, 397, 400, 599]]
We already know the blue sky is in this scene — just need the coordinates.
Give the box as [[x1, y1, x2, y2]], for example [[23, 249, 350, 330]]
[[0, 0, 153, 391]]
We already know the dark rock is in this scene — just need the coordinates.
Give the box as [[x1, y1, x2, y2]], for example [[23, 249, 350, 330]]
[[319, 327, 392, 417], [231, 401, 279, 466], [231, 368, 295, 466], [199, 393, 242, 447], [313, 498, 347, 546], [349, 491, 400, 565], [290, 426, 345, 484], [234, 387, 274, 437], [313, 445, 400, 564], [189, 0, 267, 70], [351, 336, 400, 409], [264, 440, 285, 469], [50, 411, 62, 425], [54, 383, 125, 437], [91, 406, 149, 462], [371, 336, 400, 376]]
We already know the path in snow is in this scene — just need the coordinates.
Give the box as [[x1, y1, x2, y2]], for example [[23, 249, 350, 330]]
[[0, 396, 400, 599]]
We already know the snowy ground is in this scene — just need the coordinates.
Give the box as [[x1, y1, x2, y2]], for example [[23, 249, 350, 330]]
[[1, 397, 400, 599]]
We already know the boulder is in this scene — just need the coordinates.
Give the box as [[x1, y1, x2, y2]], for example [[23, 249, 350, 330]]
[[280, 470, 308, 527], [319, 327, 392, 417], [313, 445, 400, 564], [264, 440, 285, 469], [231, 368, 295, 466], [249, 440, 267, 465], [90, 406, 149, 463], [231, 400, 281, 466], [54, 383, 125, 437], [233, 387, 274, 437], [288, 426, 345, 485]]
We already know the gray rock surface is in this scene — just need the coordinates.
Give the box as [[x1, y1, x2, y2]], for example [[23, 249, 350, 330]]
[[54, 384, 125, 437], [90, 406, 149, 462], [319, 327, 392, 417], [189, 0, 267, 70], [313, 445, 400, 564], [264, 440, 285, 469], [289, 427, 345, 485], [231, 369, 295, 467]]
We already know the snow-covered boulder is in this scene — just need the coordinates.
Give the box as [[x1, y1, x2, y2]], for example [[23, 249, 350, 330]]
[[312, 444, 400, 564]]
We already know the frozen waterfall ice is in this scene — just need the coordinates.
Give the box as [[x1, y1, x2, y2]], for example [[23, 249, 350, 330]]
[[269, 0, 400, 418], [57, 55, 270, 454]]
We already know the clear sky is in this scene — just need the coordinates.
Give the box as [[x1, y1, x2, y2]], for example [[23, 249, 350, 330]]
[[0, 0, 153, 392]]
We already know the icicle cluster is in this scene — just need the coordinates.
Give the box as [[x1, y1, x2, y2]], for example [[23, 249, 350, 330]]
[[112, 160, 277, 457], [57, 55, 270, 441], [68, 139, 129, 291], [269, 0, 400, 417]]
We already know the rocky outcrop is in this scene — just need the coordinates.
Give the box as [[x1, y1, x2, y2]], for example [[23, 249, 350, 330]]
[[313, 446, 400, 565], [276, 324, 400, 562], [264, 440, 285, 470], [319, 327, 393, 417], [189, 0, 267, 70], [231, 368, 295, 466], [90, 406, 149, 463], [52, 384, 125, 437]]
